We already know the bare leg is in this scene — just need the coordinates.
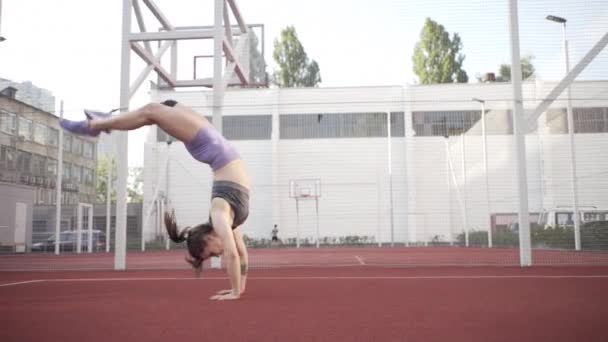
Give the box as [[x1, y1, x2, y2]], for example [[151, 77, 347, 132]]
[[89, 103, 208, 143]]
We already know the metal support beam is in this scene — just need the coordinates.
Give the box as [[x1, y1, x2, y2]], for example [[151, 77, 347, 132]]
[[130, 41, 173, 98], [0, 0, 6, 42], [174, 79, 214, 87], [54, 101, 64, 255], [141, 0, 174, 30], [115, 0, 133, 271], [131, 42, 175, 86], [128, 30, 215, 41], [525, 33, 608, 131], [212, 0, 224, 133], [115, 0, 252, 270], [223, 38, 248, 84], [223, 1, 233, 46], [132, 0, 153, 54], [509, 0, 532, 267], [226, 0, 248, 33]]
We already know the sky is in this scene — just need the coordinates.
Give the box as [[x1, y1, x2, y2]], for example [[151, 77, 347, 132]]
[[0, 0, 606, 167]]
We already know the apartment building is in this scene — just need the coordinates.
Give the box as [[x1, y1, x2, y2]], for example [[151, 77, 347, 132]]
[[0, 85, 97, 250]]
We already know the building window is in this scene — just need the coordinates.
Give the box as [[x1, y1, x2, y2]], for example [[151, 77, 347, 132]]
[[33, 123, 47, 144], [546, 107, 608, 134], [31, 154, 46, 176], [63, 134, 72, 152], [0, 111, 17, 134], [47, 127, 59, 146], [412, 111, 483, 137], [18, 117, 33, 140], [1, 145, 16, 169], [33, 220, 47, 233], [17, 151, 32, 173], [71, 137, 83, 155], [389, 112, 405, 137], [47, 159, 57, 177], [72, 165, 82, 183], [574, 107, 608, 133], [280, 112, 405, 139], [83, 167, 94, 186], [223, 115, 272, 140], [83, 141, 94, 159], [63, 162, 71, 180]]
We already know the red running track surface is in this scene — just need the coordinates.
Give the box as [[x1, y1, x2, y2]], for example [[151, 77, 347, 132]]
[[1, 266, 608, 342], [2, 247, 608, 271]]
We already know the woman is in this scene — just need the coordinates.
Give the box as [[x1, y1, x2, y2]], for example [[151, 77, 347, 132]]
[[60, 100, 250, 301]]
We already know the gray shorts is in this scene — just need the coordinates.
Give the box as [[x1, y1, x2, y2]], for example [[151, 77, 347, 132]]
[[211, 181, 250, 229]]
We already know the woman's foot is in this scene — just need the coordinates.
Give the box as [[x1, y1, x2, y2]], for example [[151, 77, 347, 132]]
[[84, 109, 115, 120], [59, 119, 101, 137], [84, 109, 117, 133]]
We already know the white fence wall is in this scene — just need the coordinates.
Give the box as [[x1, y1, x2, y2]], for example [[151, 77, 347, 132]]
[[142, 83, 608, 243]]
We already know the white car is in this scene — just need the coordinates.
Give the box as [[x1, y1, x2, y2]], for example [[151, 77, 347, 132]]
[[537, 207, 608, 228]]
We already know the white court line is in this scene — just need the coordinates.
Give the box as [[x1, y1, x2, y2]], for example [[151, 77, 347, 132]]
[[0, 280, 45, 287], [38, 274, 608, 282], [354, 255, 366, 265], [2, 275, 608, 287]]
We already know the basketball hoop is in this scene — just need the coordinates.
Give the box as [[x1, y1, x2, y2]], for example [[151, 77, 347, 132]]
[[289, 179, 321, 199], [289, 179, 322, 248]]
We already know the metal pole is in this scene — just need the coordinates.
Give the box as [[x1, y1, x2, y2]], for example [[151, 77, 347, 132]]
[[315, 198, 320, 248], [479, 100, 493, 248], [87, 205, 93, 253], [376, 174, 382, 247], [77, 204, 83, 253], [54, 101, 64, 255], [295, 198, 300, 248], [161, 200, 169, 250], [461, 133, 468, 247], [212, 0, 224, 133], [387, 112, 395, 247], [165, 142, 171, 250], [115, 0, 132, 270], [445, 137, 453, 246], [0, 0, 6, 42], [106, 157, 112, 252], [562, 23, 581, 250], [509, 0, 532, 266]]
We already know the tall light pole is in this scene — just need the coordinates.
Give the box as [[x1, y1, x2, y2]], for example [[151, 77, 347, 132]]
[[0, 0, 6, 42], [386, 112, 395, 247], [546, 15, 581, 250], [473, 98, 493, 248], [461, 128, 468, 247], [442, 118, 454, 246]]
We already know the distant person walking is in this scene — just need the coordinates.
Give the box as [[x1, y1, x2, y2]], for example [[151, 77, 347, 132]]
[[272, 224, 279, 243]]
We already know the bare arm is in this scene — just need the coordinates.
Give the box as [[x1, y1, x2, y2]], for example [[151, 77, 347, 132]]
[[209, 200, 241, 300], [233, 228, 249, 293], [215, 227, 248, 296]]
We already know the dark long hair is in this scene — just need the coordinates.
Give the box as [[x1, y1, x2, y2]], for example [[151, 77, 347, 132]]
[[164, 209, 213, 277]]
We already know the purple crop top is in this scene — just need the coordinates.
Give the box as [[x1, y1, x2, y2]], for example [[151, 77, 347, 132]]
[[184, 126, 240, 171]]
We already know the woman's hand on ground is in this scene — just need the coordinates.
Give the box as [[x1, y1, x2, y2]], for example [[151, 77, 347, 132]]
[[214, 289, 233, 295], [209, 292, 240, 301], [215, 288, 245, 296]]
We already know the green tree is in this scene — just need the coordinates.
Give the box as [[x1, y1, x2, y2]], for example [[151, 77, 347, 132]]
[[96, 155, 117, 203], [412, 18, 468, 84], [127, 167, 143, 203], [272, 26, 321, 87], [498, 55, 536, 82]]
